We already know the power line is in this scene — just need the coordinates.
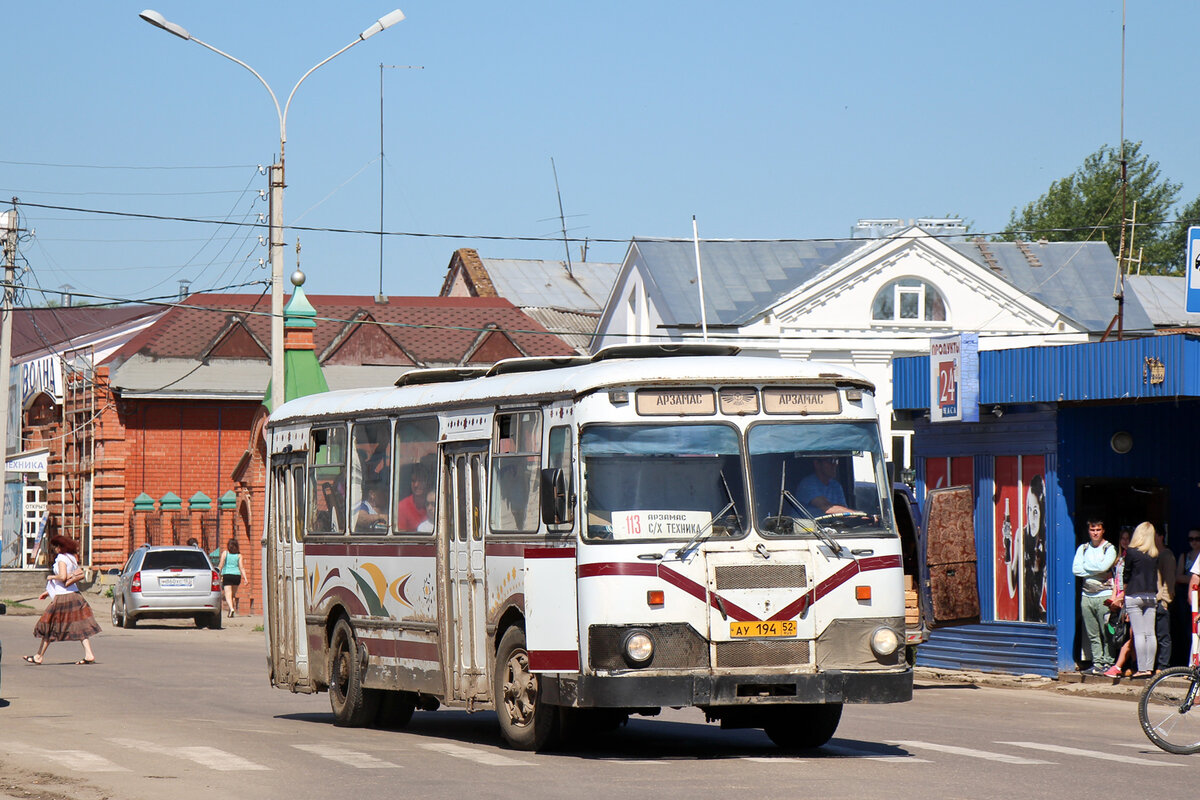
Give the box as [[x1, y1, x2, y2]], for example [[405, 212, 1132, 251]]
[[0, 159, 256, 171]]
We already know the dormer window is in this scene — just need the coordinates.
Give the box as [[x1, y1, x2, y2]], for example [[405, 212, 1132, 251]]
[[871, 278, 947, 322]]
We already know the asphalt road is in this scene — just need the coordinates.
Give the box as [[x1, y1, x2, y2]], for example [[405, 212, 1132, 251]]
[[0, 605, 1194, 800]]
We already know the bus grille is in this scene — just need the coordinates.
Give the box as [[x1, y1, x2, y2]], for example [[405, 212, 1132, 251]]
[[715, 640, 810, 668], [589, 624, 708, 671], [713, 564, 806, 590]]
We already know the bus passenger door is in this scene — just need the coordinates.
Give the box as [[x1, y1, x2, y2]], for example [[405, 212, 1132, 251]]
[[442, 442, 490, 701], [266, 455, 312, 690]]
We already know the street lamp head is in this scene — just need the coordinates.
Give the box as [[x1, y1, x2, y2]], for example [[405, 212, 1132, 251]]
[[139, 9, 191, 41], [360, 9, 405, 40]]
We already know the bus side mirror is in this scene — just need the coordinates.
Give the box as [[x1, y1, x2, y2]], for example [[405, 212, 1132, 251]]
[[540, 467, 572, 526]]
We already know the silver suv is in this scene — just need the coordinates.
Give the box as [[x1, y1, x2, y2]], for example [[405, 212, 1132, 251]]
[[111, 545, 223, 629]]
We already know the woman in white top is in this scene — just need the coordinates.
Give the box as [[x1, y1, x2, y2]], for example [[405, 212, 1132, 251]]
[[25, 534, 100, 665]]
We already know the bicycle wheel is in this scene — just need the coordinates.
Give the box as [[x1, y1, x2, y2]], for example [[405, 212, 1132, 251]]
[[1138, 666, 1200, 755]]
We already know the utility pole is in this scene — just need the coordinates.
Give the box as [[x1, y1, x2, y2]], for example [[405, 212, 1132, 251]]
[[0, 199, 19, 509]]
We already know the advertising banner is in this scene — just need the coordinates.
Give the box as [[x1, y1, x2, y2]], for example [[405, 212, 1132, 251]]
[[929, 333, 979, 423]]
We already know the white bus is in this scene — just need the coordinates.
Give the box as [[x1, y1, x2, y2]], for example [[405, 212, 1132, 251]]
[[262, 345, 931, 751]]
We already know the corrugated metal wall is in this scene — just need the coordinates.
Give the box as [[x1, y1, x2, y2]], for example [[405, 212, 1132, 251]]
[[895, 334, 1200, 411]]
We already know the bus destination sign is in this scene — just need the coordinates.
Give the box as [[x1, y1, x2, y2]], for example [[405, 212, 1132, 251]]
[[762, 387, 840, 415], [635, 389, 716, 416]]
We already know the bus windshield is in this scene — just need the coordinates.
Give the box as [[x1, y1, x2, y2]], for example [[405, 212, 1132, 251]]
[[747, 421, 894, 537], [581, 424, 748, 542]]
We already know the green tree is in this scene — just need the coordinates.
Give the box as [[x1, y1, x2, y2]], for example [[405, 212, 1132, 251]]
[[1164, 193, 1200, 274], [1003, 141, 1184, 274]]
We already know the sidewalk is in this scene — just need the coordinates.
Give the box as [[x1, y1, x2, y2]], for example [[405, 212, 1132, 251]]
[[0, 584, 264, 631], [915, 665, 1149, 701]]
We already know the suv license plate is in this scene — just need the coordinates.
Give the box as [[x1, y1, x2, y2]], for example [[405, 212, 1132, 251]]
[[730, 620, 797, 638]]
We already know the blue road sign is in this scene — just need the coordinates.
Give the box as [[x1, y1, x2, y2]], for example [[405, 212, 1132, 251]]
[[1188, 226, 1200, 313]]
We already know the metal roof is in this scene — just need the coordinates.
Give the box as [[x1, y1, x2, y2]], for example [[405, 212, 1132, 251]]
[[517, 307, 601, 352], [477, 258, 619, 312], [949, 240, 1152, 333], [892, 333, 1200, 409], [1125, 275, 1200, 328], [631, 238, 869, 328], [628, 235, 1148, 335]]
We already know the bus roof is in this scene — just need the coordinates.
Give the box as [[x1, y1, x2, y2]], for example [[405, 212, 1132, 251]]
[[267, 348, 874, 426]]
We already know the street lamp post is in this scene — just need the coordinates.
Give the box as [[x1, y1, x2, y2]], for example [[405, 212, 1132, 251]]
[[139, 8, 405, 408]]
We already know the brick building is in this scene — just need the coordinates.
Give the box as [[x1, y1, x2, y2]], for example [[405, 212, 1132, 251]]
[[19, 292, 575, 611]]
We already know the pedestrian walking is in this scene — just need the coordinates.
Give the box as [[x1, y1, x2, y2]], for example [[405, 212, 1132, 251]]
[[218, 538, 246, 618], [1123, 522, 1159, 678], [1154, 527, 1175, 670], [1073, 519, 1117, 672], [24, 534, 100, 665]]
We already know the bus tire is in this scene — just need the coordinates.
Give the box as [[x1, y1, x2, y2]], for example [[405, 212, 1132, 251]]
[[763, 703, 842, 751], [329, 618, 380, 727], [376, 690, 417, 729], [494, 626, 556, 751]]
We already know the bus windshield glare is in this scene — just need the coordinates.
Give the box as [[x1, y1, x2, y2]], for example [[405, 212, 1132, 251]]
[[747, 421, 894, 537], [581, 424, 748, 542]]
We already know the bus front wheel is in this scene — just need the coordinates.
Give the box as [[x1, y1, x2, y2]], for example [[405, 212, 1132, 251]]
[[494, 626, 557, 750], [329, 618, 380, 727], [763, 703, 842, 751]]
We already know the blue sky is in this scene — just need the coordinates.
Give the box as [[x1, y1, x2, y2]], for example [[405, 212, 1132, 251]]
[[3, 2, 1197, 306]]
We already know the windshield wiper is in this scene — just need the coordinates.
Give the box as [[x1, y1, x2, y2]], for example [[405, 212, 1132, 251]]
[[780, 488, 844, 557], [675, 498, 735, 561]]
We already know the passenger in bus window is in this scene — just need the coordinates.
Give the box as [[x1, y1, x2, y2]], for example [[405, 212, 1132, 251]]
[[396, 461, 434, 531], [796, 456, 853, 514], [417, 489, 436, 532], [353, 481, 388, 532]]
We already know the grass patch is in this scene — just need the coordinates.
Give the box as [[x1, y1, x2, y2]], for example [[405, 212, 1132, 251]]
[[253, 624, 264, 632], [0, 598, 34, 610]]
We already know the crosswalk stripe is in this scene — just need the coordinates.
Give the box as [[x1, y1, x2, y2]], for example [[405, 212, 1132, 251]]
[[997, 741, 1185, 767], [418, 742, 535, 766], [109, 738, 271, 771], [889, 740, 1052, 764], [2, 742, 128, 773], [292, 744, 401, 768]]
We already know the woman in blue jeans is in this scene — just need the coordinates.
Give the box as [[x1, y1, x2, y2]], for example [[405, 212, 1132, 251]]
[[1123, 522, 1160, 677]]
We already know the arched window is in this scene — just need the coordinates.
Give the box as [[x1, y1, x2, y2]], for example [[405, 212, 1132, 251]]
[[871, 278, 947, 322]]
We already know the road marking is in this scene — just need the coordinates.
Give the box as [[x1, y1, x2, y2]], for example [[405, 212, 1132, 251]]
[[889, 740, 1052, 764], [292, 744, 401, 768], [109, 738, 271, 771], [417, 742, 534, 766], [997, 741, 1185, 767], [2, 742, 128, 773]]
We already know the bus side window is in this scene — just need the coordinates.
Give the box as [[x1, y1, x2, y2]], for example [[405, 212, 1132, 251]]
[[308, 426, 348, 535], [544, 425, 574, 529], [349, 420, 392, 534], [393, 417, 438, 534], [490, 411, 541, 533]]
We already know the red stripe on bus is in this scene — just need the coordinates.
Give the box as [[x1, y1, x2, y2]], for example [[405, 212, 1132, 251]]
[[768, 554, 902, 621], [524, 546, 577, 559], [578, 562, 658, 579], [484, 542, 527, 557], [305, 542, 436, 557], [362, 636, 441, 663], [529, 649, 580, 671], [314, 585, 370, 616]]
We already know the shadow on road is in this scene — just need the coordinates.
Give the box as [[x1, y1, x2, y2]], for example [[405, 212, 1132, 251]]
[[276, 706, 910, 760]]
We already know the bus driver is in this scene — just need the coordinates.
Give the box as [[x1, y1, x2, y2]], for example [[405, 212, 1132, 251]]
[[796, 456, 853, 515]]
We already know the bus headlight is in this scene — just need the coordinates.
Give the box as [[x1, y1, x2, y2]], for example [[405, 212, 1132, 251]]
[[623, 630, 654, 666], [870, 626, 900, 657]]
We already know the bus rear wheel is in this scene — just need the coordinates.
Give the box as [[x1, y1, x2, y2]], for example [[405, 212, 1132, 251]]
[[763, 703, 842, 751], [329, 618, 380, 727], [494, 626, 557, 750]]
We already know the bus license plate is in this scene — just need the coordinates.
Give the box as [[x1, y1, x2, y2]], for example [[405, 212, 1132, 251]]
[[730, 620, 797, 638]]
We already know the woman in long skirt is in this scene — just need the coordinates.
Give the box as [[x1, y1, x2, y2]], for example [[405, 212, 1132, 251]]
[[25, 534, 100, 665]]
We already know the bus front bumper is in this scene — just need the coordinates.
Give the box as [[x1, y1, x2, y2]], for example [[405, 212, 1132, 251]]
[[541, 668, 912, 708]]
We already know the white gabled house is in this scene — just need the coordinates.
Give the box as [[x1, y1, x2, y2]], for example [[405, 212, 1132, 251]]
[[591, 226, 1153, 461]]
